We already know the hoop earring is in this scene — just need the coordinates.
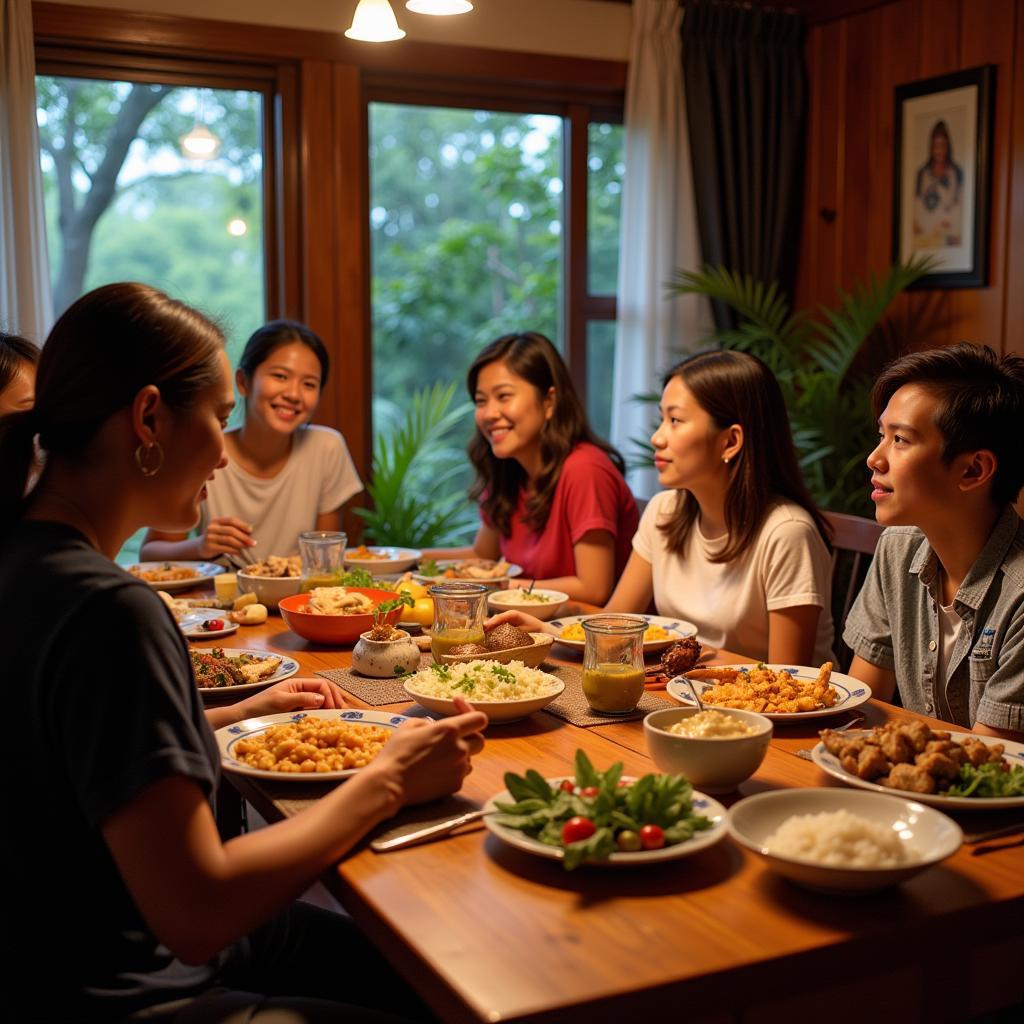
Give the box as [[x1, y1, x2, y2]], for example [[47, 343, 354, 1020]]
[[135, 442, 165, 477]]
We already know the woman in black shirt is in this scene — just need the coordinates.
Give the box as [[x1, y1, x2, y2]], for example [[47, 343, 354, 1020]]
[[0, 283, 486, 1022]]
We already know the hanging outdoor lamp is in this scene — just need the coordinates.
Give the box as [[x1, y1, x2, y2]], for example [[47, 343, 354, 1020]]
[[345, 0, 406, 41], [405, 1, 473, 13], [179, 90, 221, 161]]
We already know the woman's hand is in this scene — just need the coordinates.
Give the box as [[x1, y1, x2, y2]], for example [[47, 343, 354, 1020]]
[[232, 678, 348, 719], [199, 516, 256, 559], [484, 609, 550, 634], [368, 696, 488, 809]]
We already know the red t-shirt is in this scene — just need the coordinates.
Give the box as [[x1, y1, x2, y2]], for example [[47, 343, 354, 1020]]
[[486, 442, 640, 580]]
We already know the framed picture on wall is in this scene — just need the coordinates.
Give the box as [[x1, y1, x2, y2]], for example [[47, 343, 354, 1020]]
[[892, 65, 995, 288]]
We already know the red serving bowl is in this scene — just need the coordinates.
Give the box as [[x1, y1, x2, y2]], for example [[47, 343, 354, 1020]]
[[278, 588, 403, 645]]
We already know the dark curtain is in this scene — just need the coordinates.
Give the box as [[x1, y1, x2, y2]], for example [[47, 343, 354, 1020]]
[[682, 1, 807, 328]]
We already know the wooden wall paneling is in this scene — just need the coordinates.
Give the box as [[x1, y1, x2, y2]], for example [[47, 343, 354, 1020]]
[[946, 0, 1016, 351], [1005, 0, 1024, 355], [332, 63, 372, 504]]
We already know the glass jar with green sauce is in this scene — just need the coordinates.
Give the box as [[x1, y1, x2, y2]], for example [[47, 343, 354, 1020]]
[[298, 531, 347, 593], [581, 614, 647, 715], [430, 582, 488, 662]]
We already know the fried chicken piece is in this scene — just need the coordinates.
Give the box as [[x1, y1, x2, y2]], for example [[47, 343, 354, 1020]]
[[879, 729, 915, 765], [661, 637, 702, 678], [960, 737, 1005, 766], [924, 739, 967, 765], [856, 745, 891, 781], [902, 720, 933, 753], [914, 750, 960, 781], [883, 762, 937, 794]]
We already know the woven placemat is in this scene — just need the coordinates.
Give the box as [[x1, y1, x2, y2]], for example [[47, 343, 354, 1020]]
[[541, 665, 664, 727], [316, 665, 418, 706]]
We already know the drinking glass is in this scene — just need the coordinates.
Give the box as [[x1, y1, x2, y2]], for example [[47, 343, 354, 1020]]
[[581, 614, 647, 715], [298, 531, 347, 592], [430, 582, 488, 662]]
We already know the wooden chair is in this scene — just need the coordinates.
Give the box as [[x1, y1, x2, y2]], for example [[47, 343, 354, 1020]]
[[823, 510, 884, 671]]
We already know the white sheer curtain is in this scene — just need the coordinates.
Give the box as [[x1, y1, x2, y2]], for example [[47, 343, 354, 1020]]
[[0, 0, 52, 341], [611, 0, 707, 498]]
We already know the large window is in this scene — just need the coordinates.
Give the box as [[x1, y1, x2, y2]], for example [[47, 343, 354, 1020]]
[[36, 75, 267, 370]]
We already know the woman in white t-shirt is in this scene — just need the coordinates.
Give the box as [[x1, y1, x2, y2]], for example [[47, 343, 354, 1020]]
[[495, 350, 834, 664], [141, 321, 362, 565]]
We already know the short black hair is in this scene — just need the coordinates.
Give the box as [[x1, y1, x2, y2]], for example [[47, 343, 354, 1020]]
[[873, 342, 1024, 506], [237, 320, 329, 387], [0, 332, 40, 395]]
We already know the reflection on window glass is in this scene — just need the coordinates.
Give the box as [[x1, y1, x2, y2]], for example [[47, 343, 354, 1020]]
[[588, 122, 624, 295], [369, 103, 563, 415], [36, 77, 265, 370], [586, 320, 617, 441]]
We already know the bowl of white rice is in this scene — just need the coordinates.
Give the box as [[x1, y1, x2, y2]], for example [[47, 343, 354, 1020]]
[[402, 660, 565, 724], [728, 788, 961, 893]]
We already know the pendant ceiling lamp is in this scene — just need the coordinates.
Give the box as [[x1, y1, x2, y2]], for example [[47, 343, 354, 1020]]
[[345, 0, 406, 42], [179, 91, 221, 161], [406, 1, 474, 13]]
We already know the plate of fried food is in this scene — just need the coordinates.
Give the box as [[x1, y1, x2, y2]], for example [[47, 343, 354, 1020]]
[[551, 615, 698, 654], [217, 708, 408, 781], [127, 560, 223, 592], [667, 663, 872, 721], [189, 647, 298, 702], [811, 721, 1024, 809], [414, 558, 523, 590]]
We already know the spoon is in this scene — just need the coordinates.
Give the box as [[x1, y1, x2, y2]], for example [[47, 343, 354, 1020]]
[[682, 675, 705, 712]]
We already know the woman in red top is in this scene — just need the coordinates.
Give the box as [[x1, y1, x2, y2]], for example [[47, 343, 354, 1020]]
[[434, 332, 638, 603]]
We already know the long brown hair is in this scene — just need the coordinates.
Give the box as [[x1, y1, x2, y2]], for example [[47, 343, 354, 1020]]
[[0, 282, 224, 527], [658, 350, 830, 562], [467, 332, 625, 536]]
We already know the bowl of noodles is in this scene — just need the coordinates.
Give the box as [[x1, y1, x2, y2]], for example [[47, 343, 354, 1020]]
[[279, 587, 403, 645]]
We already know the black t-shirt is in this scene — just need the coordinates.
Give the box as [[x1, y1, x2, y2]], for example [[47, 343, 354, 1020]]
[[0, 521, 221, 1021]]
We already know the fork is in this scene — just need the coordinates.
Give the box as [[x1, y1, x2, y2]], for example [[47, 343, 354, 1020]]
[[794, 713, 865, 760]]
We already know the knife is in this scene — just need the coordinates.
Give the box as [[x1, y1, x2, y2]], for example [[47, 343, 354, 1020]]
[[371, 808, 490, 852]]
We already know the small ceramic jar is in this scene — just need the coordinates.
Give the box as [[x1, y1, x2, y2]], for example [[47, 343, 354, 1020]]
[[351, 629, 421, 678]]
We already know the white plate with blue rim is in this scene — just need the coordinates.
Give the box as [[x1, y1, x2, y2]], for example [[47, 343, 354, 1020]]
[[190, 647, 299, 703], [179, 609, 239, 641], [217, 708, 410, 782], [127, 560, 224, 592], [550, 614, 697, 654], [666, 664, 872, 721], [811, 730, 1024, 810], [483, 776, 728, 867]]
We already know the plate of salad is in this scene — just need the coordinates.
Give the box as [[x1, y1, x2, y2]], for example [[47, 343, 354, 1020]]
[[483, 750, 728, 869]]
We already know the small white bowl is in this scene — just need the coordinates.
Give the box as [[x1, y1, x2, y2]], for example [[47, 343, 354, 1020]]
[[236, 571, 302, 610], [403, 675, 565, 724], [487, 588, 569, 622], [727, 788, 962, 893], [344, 546, 422, 575], [643, 706, 772, 794]]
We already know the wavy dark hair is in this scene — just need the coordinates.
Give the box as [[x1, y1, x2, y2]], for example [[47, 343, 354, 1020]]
[[467, 332, 625, 536], [658, 350, 831, 562], [237, 320, 330, 387], [873, 342, 1024, 507], [0, 283, 224, 527], [0, 332, 40, 398]]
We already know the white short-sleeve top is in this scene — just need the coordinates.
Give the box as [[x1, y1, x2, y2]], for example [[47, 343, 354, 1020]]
[[632, 491, 834, 664], [199, 425, 363, 566]]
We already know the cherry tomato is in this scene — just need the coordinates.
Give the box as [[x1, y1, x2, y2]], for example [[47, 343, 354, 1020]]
[[561, 817, 596, 844], [617, 780, 631, 788], [559, 779, 576, 793], [616, 829, 642, 852], [639, 824, 665, 850], [204, 618, 225, 631], [579, 786, 600, 798]]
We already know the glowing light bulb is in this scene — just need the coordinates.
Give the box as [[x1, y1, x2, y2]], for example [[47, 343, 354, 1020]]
[[345, 0, 406, 42], [179, 124, 220, 160], [406, 1, 473, 13], [227, 218, 248, 237]]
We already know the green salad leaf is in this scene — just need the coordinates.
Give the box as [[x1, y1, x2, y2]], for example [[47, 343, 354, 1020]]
[[946, 761, 1024, 798]]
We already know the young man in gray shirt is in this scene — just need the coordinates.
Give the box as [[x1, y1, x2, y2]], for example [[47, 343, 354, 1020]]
[[844, 343, 1024, 743]]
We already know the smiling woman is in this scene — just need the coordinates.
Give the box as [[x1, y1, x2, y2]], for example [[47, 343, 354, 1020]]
[[141, 320, 364, 566]]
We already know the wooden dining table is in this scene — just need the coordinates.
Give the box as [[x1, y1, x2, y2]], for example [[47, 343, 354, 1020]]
[[192, 601, 1024, 1023]]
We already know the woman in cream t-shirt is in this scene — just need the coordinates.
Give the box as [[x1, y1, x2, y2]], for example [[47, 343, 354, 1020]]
[[493, 350, 834, 666], [141, 320, 362, 566]]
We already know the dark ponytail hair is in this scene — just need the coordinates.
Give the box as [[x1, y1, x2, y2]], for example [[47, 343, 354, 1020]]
[[658, 350, 831, 562], [237, 320, 329, 387], [0, 283, 224, 526], [0, 332, 40, 396], [467, 331, 625, 536]]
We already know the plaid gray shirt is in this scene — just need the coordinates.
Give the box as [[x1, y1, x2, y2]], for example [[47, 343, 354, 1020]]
[[844, 507, 1024, 731]]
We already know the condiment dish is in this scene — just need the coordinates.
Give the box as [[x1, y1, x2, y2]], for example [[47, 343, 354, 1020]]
[[487, 588, 569, 622]]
